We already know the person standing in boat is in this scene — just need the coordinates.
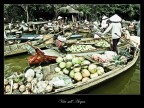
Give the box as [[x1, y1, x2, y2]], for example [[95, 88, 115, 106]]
[[100, 15, 109, 32], [102, 14, 122, 54]]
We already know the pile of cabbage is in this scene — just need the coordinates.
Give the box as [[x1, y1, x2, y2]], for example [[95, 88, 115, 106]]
[[67, 45, 96, 53], [95, 41, 110, 47], [4, 66, 53, 94], [55, 54, 105, 82]]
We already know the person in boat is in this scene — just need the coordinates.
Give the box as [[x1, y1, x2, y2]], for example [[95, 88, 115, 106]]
[[121, 27, 140, 48], [72, 22, 79, 33], [128, 21, 136, 36], [65, 17, 68, 24], [13, 31, 22, 44], [57, 16, 64, 32], [83, 20, 90, 30], [16, 31, 22, 38], [93, 21, 99, 31], [28, 25, 34, 32], [19, 21, 28, 32], [122, 27, 131, 39], [102, 14, 122, 54], [14, 20, 20, 29], [40, 24, 49, 34], [137, 20, 140, 37], [100, 15, 109, 31], [55, 35, 67, 53]]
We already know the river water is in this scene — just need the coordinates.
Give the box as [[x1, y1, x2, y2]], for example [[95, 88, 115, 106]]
[[4, 53, 140, 95]]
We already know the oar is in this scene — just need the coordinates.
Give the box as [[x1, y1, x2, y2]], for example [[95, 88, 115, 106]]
[[94, 32, 110, 43], [73, 43, 108, 48]]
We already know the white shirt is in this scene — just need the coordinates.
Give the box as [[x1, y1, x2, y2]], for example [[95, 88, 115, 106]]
[[101, 19, 109, 29], [103, 22, 122, 39]]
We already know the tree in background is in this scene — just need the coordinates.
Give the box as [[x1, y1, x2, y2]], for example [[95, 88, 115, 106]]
[[4, 4, 140, 23]]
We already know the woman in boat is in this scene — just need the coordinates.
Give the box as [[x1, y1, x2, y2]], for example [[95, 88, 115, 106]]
[[102, 14, 122, 54], [55, 35, 67, 53]]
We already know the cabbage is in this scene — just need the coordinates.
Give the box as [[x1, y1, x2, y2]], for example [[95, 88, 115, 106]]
[[97, 70, 103, 75], [88, 64, 97, 74], [73, 67, 81, 73], [82, 60, 91, 69], [90, 73, 98, 79], [59, 62, 66, 69], [79, 57, 85, 62], [63, 57, 67, 62], [72, 57, 81, 65], [56, 57, 63, 63], [63, 68, 69, 74], [82, 77, 90, 82], [81, 69, 90, 77], [66, 54, 73, 61], [66, 62, 73, 69], [55, 67, 61, 72], [69, 70, 75, 78], [97, 66, 105, 75], [74, 72, 83, 81], [58, 71, 63, 74]]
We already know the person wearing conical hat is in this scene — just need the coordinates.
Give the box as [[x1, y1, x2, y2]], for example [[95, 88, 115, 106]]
[[57, 16, 65, 35], [100, 15, 109, 30], [55, 35, 67, 53], [102, 14, 122, 53]]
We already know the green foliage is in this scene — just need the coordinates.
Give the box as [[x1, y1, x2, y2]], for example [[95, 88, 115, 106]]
[[4, 4, 140, 22]]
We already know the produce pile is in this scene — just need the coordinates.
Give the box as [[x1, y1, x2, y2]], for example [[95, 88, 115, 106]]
[[67, 45, 96, 53], [92, 51, 128, 65], [92, 51, 117, 63], [4, 54, 106, 94], [55, 54, 105, 83], [95, 41, 110, 47], [4, 66, 53, 94]]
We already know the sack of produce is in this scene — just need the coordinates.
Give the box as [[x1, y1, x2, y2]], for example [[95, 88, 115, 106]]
[[49, 74, 73, 88], [49, 77, 65, 88], [105, 51, 117, 61]]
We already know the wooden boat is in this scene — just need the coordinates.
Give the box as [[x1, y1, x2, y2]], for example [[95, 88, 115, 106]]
[[6, 34, 43, 43], [52, 50, 139, 94], [26, 44, 139, 94], [4, 40, 49, 57], [42, 36, 129, 55]]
